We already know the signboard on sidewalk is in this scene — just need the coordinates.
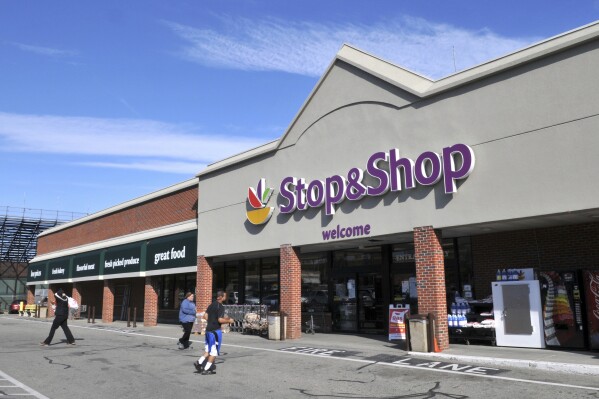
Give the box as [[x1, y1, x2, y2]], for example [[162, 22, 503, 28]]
[[389, 306, 410, 341]]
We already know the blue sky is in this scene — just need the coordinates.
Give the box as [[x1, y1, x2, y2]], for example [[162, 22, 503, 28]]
[[1, 1, 599, 216]]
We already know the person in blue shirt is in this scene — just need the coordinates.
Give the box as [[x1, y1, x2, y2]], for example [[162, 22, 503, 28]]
[[178, 292, 196, 350]]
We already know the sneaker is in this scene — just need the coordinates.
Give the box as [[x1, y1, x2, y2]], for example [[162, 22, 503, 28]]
[[177, 342, 184, 350], [194, 361, 202, 372], [201, 369, 216, 375], [68, 342, 76, 345], [39, 342, 48, 346]]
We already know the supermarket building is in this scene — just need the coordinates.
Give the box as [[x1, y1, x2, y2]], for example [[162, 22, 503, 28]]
[[28, 22, 599, 351]]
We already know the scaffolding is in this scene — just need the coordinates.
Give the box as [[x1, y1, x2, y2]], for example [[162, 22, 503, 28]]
[[0, 206, 87, 311]]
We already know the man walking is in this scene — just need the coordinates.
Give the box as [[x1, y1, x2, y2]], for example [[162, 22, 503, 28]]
[[178, 292, 196, 349], [194, 290, 234, 375], [40, 288, 76, 346]]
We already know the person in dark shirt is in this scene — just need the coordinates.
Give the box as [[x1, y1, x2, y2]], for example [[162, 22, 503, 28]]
[[40, 288, 76, 346], [194, 290, 233, 375]]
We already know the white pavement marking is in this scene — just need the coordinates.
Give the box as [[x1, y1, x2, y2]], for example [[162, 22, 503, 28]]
[[0, 370, 50, 398], [5, 317, 599, 392]]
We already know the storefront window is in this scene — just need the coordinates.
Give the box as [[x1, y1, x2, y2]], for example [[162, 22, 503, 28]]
[[261, 257, 279, 310], [245, 259, 261, 305], [301, 253, 330, 312], [224, 262, 240, 304], [161, 275, 174, 309], [213, 262, 241, 303], [391, 243, 417, 313], [156, 273, 195, 310], [333, 248, 382, 268]]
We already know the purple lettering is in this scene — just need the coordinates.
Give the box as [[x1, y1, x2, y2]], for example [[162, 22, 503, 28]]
[[296, 178, 307, 211], [306, 180, 325, 208], [321, 223, 372, 241], [325, 175, 346, 215], [345, 167, 367, 201], [389, 149, 415, 191], [442, 144, 475, 193], [366, 152, 390, 196], [279, 177, 297, 213], [414, 151, 442, 186]]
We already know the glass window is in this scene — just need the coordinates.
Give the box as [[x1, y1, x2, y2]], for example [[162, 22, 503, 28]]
[[245, 259, 260, 305], [301, 253, 330, 312], [261, 257, 279, 310], [333, 248, 381, 268], [212, 263, 225, 296], [161, 275, 174, 309], [391, 243, 417, 312], [224, 262, 240, 304]]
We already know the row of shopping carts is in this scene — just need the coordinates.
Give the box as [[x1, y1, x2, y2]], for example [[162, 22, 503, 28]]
[[223, 304, 270, 335]]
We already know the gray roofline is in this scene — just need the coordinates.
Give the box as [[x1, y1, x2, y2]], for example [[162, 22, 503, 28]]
[[195, 20, 599, 179]]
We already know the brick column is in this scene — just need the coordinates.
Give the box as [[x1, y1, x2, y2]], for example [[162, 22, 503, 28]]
[[280, 244, 301, 340], [197, 256, 213, 313], [48, 286, 55, 318], [72, 283, 82, 319], [102, 280, 115, 323], [26, 286, 35, 306], [144, 276, 159, 326], [414, 226, 448, 351]]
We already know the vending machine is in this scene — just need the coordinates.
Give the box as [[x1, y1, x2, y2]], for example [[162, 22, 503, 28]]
[[582, 270, 599, 350], [539, 271, 585, 349]]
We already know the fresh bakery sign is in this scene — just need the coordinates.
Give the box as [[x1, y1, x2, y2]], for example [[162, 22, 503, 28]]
[[279, 143, 475, 216]]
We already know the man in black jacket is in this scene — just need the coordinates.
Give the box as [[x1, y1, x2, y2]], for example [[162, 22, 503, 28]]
[[194, 291, 234, 375], [40, 288, 76, 346]]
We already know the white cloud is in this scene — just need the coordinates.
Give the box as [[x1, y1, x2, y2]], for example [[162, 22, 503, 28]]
[[8, 41, 76, 57], [78, 160, 207, 175], [165, 15, 540, 79], [0, 112, 269, 174]]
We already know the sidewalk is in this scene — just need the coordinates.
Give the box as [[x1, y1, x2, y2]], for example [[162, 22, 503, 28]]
[[27, 316, 599, 376]]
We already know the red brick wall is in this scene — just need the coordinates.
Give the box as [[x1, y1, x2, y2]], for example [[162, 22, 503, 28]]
[[47, 287, 55, 318], [26, 287, 35, 312], [37, 186, 198, 254], [472, 222, 599, 299], [144, 277, 159, 326], [196, 256, 213, 313], [102, 280, 115, 323], [414, 226, 448, 350], [280, 244, 302, 340]]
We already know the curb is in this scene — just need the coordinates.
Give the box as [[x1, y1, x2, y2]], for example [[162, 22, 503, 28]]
[[408, 351, 599, 376]]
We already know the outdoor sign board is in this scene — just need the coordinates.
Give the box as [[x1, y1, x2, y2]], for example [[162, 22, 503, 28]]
[[72, 252, 101, 279], [146, 232, 197, 271], [47, 257, 70, 281], [104, 244, 142, 275], [389, 305, 410, 341], [27, 262, 47, 283]]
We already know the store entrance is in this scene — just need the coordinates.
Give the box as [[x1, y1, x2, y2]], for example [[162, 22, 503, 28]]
[[332, 272, 383, 333], [357, 273, 384, 333]]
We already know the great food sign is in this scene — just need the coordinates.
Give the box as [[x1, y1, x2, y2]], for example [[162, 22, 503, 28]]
[[279, 143, 475, 215]]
